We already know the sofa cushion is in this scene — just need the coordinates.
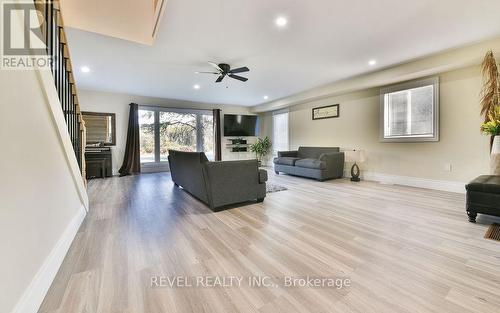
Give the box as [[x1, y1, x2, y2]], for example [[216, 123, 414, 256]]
[[466, 175, 500, 194], [295, 158, 326, 170], [297, 147, 340, 159], [278, 150, 298, 158], [273, 157, 300, 166]]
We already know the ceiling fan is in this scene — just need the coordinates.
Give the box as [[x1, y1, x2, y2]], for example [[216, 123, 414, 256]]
[[196, 62, 250, 83]]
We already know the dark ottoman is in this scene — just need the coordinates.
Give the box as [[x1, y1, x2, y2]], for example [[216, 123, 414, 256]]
[[466, 175, 500, 222]]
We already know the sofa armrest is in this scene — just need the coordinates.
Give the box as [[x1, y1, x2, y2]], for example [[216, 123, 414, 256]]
[[319, 152, 345, 178], [278, 150, 298, 157], [259, 169, 268, 184]]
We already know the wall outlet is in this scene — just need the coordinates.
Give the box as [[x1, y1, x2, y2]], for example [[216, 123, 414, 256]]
[[444, 163, 452, 172]]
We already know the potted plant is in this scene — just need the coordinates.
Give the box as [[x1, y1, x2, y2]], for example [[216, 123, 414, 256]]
[[481, 107, 500, 135], [480, 51, 500, 174], [250, 136, 272, 166], [480, 51, 500, 148], [481, 106, 500, 174]]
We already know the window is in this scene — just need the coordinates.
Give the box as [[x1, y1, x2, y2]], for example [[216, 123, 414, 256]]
[[380, 77, 439, 142], [139, 109, 156, 163], [159, 111, 197, 162], [138, 107, 214, 170], [273, 111, 289, 155]]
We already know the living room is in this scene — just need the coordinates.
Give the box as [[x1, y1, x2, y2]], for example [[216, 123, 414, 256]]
[[1, 1, 500, 313]]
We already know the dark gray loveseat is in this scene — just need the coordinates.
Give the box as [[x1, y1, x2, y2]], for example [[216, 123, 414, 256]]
[[274, 147, 344, 181], [168, 150, 267, 211]]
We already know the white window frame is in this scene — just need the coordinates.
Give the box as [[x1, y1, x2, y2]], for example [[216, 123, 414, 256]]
[[272, 110, 289, 156], [379, 77, 440, 142]]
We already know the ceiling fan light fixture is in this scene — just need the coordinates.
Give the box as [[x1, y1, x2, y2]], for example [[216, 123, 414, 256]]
[[197, 62, 250, 83]]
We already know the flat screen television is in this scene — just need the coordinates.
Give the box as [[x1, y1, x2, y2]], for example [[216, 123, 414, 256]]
[[224, 114, 259, 137]]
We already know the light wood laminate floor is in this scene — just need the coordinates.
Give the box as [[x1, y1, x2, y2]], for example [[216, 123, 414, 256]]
[[39, 172, 500, 313]]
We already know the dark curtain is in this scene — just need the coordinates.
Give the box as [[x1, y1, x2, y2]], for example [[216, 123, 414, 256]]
[[119, 103, 141, 176], [213, 109, 222, 161]]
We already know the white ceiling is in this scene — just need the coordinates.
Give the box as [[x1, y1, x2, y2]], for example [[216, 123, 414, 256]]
[[66, 0, 500, 107]]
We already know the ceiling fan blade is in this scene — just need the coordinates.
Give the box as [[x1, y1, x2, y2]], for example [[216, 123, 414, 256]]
[[229, 66, 249, 74], [208, 61, 223, 72], [228, 74, 248, 82], [195, 71, 220, 75], [215, 74, 225, 83]]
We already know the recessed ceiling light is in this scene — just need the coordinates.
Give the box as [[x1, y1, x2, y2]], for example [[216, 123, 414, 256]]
[[368, 60, 377, 66], [193, 84, 200, 90], [81, 66, 90, 73], [263, 95, 269, 100], [275, 16, 288, 27]]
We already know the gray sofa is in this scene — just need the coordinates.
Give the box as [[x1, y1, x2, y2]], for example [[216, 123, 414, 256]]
[[274, 147, 345, 181], [168, 150, 267, 211]]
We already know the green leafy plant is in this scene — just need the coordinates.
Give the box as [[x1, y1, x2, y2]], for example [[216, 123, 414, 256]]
[[250, 136, 272, 164], [481, 120, 500, 136], [481, 106, 500, 136]]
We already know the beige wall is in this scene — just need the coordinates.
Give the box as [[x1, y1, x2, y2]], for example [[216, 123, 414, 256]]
[[261, 66, 490, 183], [0, 69, 85, 312], [60, 0, 155, 45], [78, 89, 255, 174], [253, 38, 500, 113]]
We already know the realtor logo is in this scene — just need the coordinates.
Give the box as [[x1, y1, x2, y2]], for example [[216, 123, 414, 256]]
[[1, 1, 51, 69]]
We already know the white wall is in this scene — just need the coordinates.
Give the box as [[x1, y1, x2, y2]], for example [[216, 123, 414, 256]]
[[0, 68, 87, 312], [260, 66, 490, 186], [78, 89, 256, 174]]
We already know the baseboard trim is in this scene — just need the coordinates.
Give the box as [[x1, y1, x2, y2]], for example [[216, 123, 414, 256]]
[[11, 205, 87, 313], [140, 162, 170, 173], [344, 170, 466, 194]]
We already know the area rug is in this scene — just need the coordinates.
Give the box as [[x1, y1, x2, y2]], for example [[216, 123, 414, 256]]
[[266, 183, 288, 194], [485, 223, 500, 241]]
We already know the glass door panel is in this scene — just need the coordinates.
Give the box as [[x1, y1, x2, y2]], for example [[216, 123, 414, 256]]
[[159, 111, 197, 161], [138, 109, 156, 163], [200, 114, 214, 160]]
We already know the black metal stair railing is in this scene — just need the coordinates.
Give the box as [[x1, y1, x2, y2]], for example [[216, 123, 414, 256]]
[[38, 0, 83, 171]]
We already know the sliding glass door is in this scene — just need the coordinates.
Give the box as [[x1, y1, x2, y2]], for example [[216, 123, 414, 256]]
[[159, 111, 197, 161], [139, 109, 156, 163], [138, 107, 214, 171], [199, 114, 214, 160]]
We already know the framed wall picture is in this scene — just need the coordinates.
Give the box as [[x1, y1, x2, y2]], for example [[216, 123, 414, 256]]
[[312, 104, 339, 120]]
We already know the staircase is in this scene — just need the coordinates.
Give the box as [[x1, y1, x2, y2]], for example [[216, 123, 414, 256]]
[[34, 0, 86, 182]]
